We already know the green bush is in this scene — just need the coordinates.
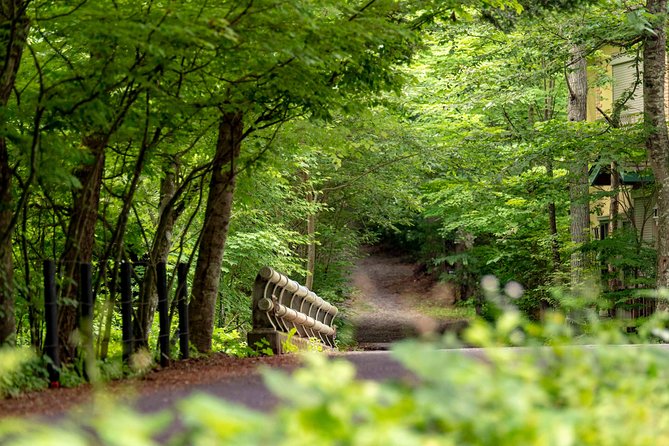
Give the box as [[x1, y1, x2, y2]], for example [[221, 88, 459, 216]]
[[211, 328, 255, 358], [0, 349, 48, 397]]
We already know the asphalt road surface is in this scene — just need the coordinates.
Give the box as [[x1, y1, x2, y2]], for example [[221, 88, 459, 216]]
[[134, 350, 414, 414], [133, 344, 669, 416]]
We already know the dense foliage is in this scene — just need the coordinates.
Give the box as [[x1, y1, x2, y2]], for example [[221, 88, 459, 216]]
[[0, 0, 446, 358], [0, 0, 667, 400], [390, 1, 662, 316]]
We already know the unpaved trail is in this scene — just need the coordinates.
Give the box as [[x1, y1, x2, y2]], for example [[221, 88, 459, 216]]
[[348, 248, 467, 349]]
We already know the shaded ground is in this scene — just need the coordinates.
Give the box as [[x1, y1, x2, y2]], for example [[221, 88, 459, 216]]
[[348, 247, 469, 349]]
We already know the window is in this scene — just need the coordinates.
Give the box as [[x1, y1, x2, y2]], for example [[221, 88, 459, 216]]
[[611, 53, 643, 121], [599, 222, 609, 240]]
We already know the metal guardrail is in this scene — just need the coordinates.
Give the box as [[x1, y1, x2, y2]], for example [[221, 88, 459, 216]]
[[248, 267, 338, 353]]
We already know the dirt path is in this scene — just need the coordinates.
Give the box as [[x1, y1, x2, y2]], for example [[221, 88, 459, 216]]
[[348, 248, 467, 349]]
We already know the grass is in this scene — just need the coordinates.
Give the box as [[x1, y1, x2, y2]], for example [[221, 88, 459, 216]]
[[415, 302, 476, 320]]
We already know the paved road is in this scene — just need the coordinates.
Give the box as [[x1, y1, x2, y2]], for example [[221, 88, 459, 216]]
[[133, 344, 669, 416], [134, 350, 414, 414]]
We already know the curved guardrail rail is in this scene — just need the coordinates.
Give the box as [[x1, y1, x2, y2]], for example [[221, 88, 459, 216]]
[[247, 267, 338, 353]]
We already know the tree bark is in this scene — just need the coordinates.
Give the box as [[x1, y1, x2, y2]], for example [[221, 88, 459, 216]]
[[0, 1, 30, 344], [607, 161, 623, 292], [567, 44, 591, 288], [545, 162, 561, 271], [134, 158, 179, 350], [454, 228, 475, 305], [57, 135, 106, 362], [188, 112, 243, 353], [531, 73, 561, 277], [642, 0, 669, 307], [305, 175, 316, 290], [306, 205, 316, 290], [0, 140, 15, 345]]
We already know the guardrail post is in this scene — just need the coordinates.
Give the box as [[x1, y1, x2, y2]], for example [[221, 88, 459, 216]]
[[177, 262, 189, 360], [43, 260, 60, 387], [120, 262, 133, 362], [157, 262, 170, 367]]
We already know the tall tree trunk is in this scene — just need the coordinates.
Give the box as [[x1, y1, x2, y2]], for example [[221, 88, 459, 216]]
[[544, 78, 560, 272], [454, 228, 475, 305], [567, 44, 591, 288], [547, 162, 561, 271], [57, 136, 106, 362], [0, 1, 29, 344], [0, 141, 14, 345], [306, 203, 316, 290], [188, 112, 243, 353], [642, 0, 669, 308], [134, 158, 179, 350], [607, 161, 622, 292], [304, 171, 316, 290], [534, 75, 560, 274]]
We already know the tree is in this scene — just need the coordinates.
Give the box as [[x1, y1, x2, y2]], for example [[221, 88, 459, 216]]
[[399, 2, 644, 312], [642, 0, 669, 302], [566, 44, 591, 289], [2, 0, 652, 361], [189, 113, 243, 351], [184, 0, 423, 352], [0, 0, 30, 345]]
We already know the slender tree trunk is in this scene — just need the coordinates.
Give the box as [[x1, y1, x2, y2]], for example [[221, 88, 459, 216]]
[[57, 136, 106, 362], [188, 112, 243, 353], [306, 207, 316, 290], [607, 167, 619, 217], [567, 44, 591, 288], [98, 138, 153, 359], [547, 194, 561, 269], [454, 228, 475, 305], [134, 158, 179, 350], [642, 0, 669, 308], [532, 76, 560, 275], [20, 200, 40, 350], [0, 140, 14, 345], [608, 161, 622, 292], [545, 155, 560, 272], [304, 173, 316, 290], [540, 76, 561, 276], [0, 1, 29, 344]]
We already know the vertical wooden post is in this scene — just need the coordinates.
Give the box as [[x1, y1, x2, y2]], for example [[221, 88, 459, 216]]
[[157, 262, 170, 367], [79, 263, 93, 335], [79, 262, 94, 380], [43, 260, 60, 386], [120, 262, 133, 362], [177, 262, 189, 360]]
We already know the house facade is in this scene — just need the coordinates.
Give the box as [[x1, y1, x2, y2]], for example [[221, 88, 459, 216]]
[[588, 47, 660, 247], [586, 48, 662, 318]]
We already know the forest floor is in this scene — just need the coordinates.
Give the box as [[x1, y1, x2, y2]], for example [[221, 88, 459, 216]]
[[0, 246, 469, 419]]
